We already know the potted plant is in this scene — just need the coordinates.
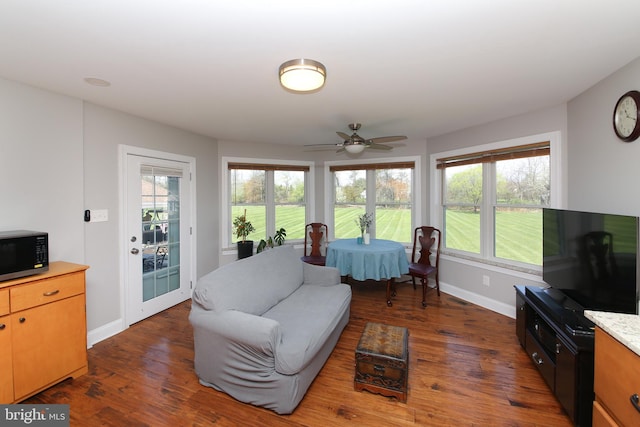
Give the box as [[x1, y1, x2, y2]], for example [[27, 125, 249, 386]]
[[356, 212, 373, 244], [233, 209, 256, 259], [256, 228, 286, 253]]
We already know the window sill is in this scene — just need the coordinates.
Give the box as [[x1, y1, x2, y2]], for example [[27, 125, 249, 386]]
[[440, 250, 542, 279]]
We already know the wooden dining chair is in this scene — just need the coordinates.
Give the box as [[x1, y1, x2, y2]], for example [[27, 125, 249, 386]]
[[408, 226, 441, 307], [301, 222, 328, 266]]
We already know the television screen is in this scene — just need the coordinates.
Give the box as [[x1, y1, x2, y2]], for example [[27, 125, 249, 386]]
[[543, 208, 639, 314]]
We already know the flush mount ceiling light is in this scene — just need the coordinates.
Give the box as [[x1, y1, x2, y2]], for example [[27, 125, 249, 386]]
[[279, 59, 326, 92], [344, 144, 365, 154], [84, 77, 111, 87]]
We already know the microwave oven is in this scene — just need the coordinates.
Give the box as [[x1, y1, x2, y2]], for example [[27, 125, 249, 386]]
[[0, 230, 49, 281]]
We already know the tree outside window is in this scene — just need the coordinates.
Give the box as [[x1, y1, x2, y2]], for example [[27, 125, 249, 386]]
[[229, 163, 309, 245], [440, 142, 550, 266], [333, 165, 413, 242]]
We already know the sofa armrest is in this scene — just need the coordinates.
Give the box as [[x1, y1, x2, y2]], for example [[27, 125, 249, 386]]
[[190, 307, 281, 356], [302, 262, 341, 286]]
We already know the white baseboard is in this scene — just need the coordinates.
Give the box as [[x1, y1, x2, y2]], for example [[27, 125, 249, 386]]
[[440, 281, 516, 319], [87, 318, 126, 347]]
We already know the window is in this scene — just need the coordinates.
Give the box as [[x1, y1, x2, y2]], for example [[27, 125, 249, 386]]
[[330, 160, 415, 243], [436, 138, 556, 267], [227, 160, 311, 245]]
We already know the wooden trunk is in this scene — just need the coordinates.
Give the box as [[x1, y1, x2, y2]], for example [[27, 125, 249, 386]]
[[354, 322, 408, 402]]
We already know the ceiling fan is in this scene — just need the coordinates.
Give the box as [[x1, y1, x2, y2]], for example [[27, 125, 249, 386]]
[[306, 123, 407, 154]]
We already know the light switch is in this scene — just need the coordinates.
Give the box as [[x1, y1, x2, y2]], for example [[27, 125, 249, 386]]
[[91, 209, 109, 222]]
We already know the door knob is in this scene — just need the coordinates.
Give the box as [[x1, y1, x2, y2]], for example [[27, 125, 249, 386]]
[[131, 248, 140, 255]]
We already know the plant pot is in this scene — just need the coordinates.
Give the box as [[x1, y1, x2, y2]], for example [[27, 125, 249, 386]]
[[237, 240, 254, 259]]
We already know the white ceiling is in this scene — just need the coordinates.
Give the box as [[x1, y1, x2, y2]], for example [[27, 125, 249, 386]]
[[2, 1, 640, 148]]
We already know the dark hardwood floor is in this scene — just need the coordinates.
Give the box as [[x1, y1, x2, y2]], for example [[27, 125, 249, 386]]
[[25, 280, 572, 426]]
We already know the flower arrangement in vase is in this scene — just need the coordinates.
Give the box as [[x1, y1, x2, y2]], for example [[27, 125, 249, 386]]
[[356, 212, 373, 244]]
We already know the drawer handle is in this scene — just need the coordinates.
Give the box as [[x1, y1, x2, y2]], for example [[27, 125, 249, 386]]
[[0, 323, 5, 330], [373, 364, 386, 374], [43, 289, 60, 297], [531, 352, 544, 365], [631, 393, 640, 413], [19, 317, 26, 323]]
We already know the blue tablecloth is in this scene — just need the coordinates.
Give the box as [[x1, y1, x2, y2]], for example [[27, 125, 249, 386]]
[[326, 238, 409, 281]]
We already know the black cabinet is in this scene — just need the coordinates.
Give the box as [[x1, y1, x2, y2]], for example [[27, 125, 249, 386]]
[[514, 285, 594, 427]]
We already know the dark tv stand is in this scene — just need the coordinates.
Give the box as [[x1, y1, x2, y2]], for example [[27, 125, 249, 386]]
[[515, 285, 594, 426]]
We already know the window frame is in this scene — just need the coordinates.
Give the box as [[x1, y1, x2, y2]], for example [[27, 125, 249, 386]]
[[222, 157, 315, 249], [430, 132, 563, 271], [325, 156, 421, 244]]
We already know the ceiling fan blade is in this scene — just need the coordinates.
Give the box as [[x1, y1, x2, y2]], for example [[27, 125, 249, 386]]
[[367, 143, 393, 150], [304, 142, 343, 147], [367, 135, 407, 144], [337, 132, 351, 140]]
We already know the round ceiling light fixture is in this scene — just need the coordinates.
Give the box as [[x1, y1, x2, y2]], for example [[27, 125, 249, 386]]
[[279, 59, 326, 92], [344, 144, 365, 154]]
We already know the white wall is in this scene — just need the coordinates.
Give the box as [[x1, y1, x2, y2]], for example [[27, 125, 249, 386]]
[[0, 77, 219, 345], [0, 78, 84, 263], [83, 103, 218, 342], [567, 57, 640, 216]]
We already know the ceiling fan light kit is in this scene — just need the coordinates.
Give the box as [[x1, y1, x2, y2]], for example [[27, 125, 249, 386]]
[[344, 144, 365, 154], [279, 59, 326, 92], [304, 123, 408, 155]]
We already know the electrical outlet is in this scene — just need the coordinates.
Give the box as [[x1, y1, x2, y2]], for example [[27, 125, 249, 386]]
[[482, 275, 490, 287]]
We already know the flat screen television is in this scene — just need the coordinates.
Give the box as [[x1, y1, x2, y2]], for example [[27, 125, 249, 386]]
[[543, 208, 639, 315]]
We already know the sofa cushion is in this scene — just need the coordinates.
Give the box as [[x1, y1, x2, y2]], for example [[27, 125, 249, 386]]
[[262, 282, 352, 375], [193, 245, 303, 315]]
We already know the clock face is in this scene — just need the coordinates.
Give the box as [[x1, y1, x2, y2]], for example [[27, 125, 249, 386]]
[[614, 95, 638, 138], [613, 91, 640, 141]]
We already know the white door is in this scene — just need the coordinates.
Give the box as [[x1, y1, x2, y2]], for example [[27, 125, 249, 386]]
[[124, 151, 193, 325]]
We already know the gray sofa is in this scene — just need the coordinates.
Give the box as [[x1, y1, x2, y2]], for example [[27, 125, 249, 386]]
[[189, 245, 352, 414]]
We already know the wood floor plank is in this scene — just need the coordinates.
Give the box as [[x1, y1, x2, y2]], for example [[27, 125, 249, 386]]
[[24, 280, 572, 426]]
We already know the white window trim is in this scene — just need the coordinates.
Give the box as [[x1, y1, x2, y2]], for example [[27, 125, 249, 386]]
[[429, 131, 564, 271], [221, 156, 315, 251], [324, 155, 421, 243]]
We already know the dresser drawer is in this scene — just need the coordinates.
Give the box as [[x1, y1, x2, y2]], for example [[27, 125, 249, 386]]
[[525, 330, 556, 391], [0, 289, 8, 316], [593, 400, 619, 427], [594, 328, 640, 427], [10, 272, 84, 312]]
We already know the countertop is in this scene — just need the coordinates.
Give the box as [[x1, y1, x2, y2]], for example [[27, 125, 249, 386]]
[[584, 310, 640, 357]]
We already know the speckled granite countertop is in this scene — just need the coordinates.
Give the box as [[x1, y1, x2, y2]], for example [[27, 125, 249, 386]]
[[584, 310, 640, 356]]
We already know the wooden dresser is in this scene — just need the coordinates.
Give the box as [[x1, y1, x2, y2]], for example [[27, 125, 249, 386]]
[[0, 261, 89, 403], [585, 311, 640, 427]]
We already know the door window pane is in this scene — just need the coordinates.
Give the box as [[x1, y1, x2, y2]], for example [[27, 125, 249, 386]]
[[141, 173, 180, 302]]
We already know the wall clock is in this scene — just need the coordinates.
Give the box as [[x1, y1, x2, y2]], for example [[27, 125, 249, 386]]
[[613, 90, 640, 142]]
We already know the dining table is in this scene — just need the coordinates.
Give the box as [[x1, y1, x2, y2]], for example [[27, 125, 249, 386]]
[[325, 238, 409, 306]]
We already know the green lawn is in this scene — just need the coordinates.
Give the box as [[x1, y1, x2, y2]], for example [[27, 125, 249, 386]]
[[446, 208, 542, 265], [233, 205, 542, 265], [232, 206, 411, 243]]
